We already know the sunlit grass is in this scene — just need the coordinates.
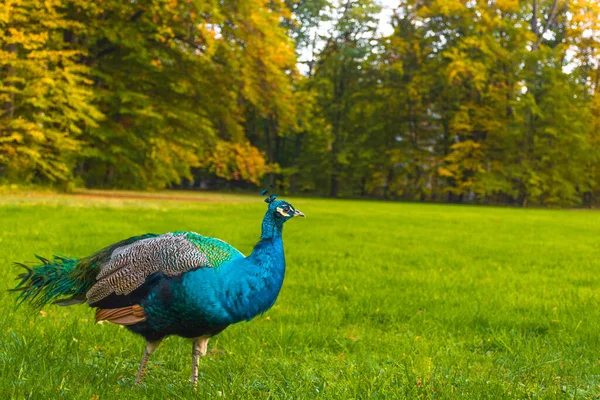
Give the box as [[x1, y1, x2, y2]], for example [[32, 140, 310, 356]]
[[1, 192, 599, 398]]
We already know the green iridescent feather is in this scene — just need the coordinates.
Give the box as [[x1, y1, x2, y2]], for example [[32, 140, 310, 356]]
[[182, 232, 244, 267], [12, 255, 82, 308]]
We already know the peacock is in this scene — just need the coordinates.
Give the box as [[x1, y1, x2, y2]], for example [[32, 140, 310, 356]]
[[11, 194, 304, 384]]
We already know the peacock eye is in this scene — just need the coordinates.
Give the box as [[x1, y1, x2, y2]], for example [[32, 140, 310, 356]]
[[283, 206, 290, 213]]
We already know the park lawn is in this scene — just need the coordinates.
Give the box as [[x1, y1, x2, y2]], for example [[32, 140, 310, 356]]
[[0, 191, 599, 399]]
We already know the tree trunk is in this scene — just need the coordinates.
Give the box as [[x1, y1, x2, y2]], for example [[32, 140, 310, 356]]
[[531, 0, 538, 36], [264, 116, 274, 186], [330, 174, 339, 197]]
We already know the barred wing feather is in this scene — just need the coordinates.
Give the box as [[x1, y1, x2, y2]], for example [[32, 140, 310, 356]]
[[86, 232, 244, 304]]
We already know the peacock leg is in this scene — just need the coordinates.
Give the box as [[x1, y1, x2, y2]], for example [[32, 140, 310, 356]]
[[190, 337, 209, 385], [135, 340, 161, 384]]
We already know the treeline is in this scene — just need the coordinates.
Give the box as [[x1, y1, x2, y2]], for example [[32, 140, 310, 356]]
[[1, 0, 599, 206]]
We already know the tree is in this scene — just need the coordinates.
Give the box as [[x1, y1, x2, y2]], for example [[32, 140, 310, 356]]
[[0, 0, 101, 184], [310, 0, 381, 197]]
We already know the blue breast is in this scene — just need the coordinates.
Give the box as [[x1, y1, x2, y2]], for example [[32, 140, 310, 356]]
[[143, 238, 286, 331]]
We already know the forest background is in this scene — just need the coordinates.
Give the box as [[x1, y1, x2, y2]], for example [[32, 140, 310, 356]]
[[1, 0, 599, 207]]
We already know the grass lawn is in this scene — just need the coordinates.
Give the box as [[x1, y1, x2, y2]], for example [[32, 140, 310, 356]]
[[0, 191, 599, 399]]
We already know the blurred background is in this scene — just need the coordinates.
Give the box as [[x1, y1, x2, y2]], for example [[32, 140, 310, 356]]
[[1, 0, 598, 207]]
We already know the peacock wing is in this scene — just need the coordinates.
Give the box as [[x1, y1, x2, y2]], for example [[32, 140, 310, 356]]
[[86, 231, 244, 304]]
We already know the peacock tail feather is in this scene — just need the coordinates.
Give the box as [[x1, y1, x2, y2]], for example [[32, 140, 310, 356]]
[[11, 255, 84, 308]]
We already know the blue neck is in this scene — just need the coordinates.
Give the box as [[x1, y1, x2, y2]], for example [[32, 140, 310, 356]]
[[260, 211, 284, 239], [223, 215, 285, 321], [247, 236, 285, 266]]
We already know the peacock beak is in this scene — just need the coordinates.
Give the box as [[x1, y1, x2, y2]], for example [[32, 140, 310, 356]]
[[293, 209, 305, 217]]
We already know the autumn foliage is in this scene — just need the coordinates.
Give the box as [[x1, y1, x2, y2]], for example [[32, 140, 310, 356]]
[[1, 0, 599, 206]]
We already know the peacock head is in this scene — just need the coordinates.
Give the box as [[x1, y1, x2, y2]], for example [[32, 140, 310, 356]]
[[264, 194, 305, 222]]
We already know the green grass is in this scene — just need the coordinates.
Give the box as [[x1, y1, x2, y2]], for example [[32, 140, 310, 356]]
[[1, 191, 599, 399]]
